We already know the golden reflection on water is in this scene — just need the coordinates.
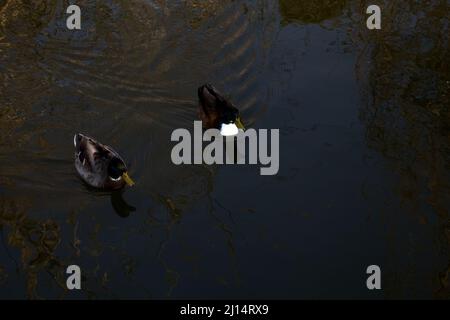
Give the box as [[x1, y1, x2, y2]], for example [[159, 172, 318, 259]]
[[0, 198, 66, 299], [1, 0, 276, 298]]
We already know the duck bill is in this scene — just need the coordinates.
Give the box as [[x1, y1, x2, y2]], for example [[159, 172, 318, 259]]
[[122, 172, 135, 186], [235, 118, 245, 130]]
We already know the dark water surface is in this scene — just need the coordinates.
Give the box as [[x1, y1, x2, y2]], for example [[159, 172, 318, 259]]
[[0, 0, 449, 299]]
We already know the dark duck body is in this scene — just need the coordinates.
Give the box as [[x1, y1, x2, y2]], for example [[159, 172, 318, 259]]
[[198, 84, 245, 135], [74, 133, 134, 190]]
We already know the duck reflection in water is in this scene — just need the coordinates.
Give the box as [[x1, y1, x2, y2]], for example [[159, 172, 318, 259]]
[[80, 181, 136, 218], [111, 190, 136, 218]]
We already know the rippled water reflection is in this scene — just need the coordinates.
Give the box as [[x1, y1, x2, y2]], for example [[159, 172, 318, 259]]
[[0, 0, 448, 299]]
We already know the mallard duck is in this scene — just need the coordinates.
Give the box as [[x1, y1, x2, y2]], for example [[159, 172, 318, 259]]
[[198, 83, 245, 136], [73, 133, 135, 190]]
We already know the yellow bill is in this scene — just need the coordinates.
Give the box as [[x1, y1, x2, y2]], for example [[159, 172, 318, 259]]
[[235, 117, 245, 130], [122, 172, 135, 186]]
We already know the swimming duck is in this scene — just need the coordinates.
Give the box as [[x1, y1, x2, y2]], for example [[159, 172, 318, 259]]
[[73, 133, 135, 190], [198, 84, 245, 136]]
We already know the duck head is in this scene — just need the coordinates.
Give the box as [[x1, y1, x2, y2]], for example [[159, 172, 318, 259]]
[[198, 84, 245, 136], [108, 158, 135, 187]]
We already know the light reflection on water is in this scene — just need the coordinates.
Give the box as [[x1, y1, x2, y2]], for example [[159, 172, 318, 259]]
[[0, 0, 448, 299]]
